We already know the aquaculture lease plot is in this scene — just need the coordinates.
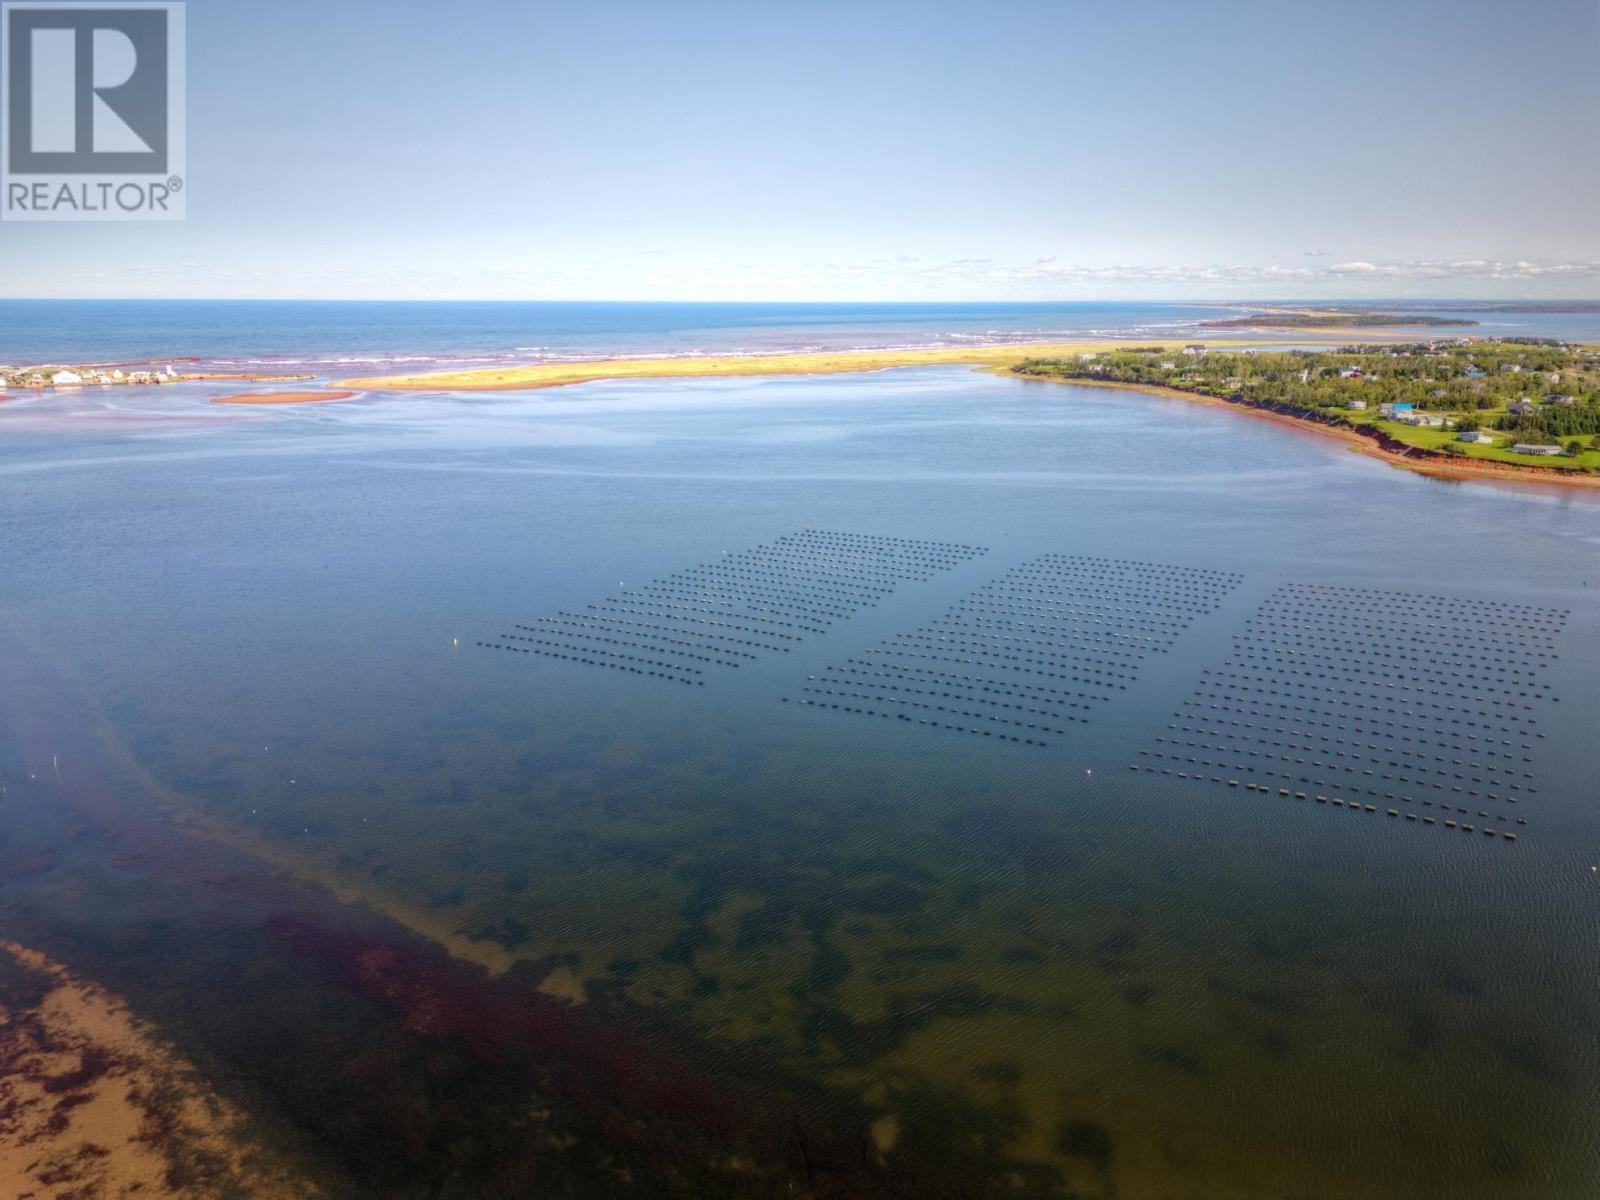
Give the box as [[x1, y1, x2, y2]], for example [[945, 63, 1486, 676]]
[[1134, 584, 1569, 842], [480, 530, 987, 686], [791, 555, 1242, 746]]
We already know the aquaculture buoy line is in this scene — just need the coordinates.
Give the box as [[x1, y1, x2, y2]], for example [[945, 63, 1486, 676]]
[[791, 555, 1242, 748], [478, 530, 987, 687], [1130, 584, 1567, 843]]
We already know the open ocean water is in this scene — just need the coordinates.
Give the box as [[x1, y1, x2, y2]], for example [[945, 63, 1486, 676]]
[[1, 303, 1598, 1197]]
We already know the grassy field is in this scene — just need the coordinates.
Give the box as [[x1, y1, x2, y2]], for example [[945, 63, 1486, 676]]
[[1351, 416, 1600, 471]]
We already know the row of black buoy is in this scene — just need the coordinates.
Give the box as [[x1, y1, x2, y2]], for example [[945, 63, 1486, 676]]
[[1135, 583, 1564, 843], [483, 529, 985, 687], [478, 641, 703, 685], [797, 555, 1240, 748]]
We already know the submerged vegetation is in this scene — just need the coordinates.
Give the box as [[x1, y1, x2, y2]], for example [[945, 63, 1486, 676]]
[[1013, 339, 1600, 471]]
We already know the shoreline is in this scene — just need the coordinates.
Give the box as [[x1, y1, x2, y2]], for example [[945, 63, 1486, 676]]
[[331, 337, 1317, 393], [1022, 374, 1600, 492]]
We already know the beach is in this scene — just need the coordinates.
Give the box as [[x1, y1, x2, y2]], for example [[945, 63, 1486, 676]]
[[332, 339, 1274, 392]]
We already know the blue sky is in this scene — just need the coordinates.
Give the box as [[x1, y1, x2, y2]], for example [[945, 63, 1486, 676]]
[[3, 0, 1598, 300]]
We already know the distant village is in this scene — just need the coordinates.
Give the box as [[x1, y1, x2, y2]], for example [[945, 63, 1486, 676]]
[[1016, 337, 1600, 470], [0, 363, 182, 388]]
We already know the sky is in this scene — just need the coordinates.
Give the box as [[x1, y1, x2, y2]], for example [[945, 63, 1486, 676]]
[[1, 0, 1598, 301]]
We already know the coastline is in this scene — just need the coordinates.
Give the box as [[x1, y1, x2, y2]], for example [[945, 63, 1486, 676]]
[[332, 338, 1282, 393], [1022, 374, 1600, 492]]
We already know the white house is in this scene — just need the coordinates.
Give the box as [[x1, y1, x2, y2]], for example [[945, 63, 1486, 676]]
[[1182, 344, 1206, 357], [50, 370, 84, 386], [1458, 431, 1494, 444], [1511, 443, 1564, 456], [1395, 412, 1448, 428]]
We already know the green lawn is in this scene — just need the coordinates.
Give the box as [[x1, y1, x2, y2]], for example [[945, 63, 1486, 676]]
[[1349, 415, 1600, 471]]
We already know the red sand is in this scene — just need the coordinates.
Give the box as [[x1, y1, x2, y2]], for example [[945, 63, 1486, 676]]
[[210, 390, 355, 405]]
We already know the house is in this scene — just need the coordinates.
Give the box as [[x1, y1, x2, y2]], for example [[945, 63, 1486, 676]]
[[111, 369, 126, 381], [1459, 431, 1494, 444], [1463, 367, 1486, 379], [1182, 344, 1206, 357], [50, 370, 84, 386], [1395, 412, 1448, 428], [1379, 401, 1413, 418], [1543, 394, 1577, 407], [1507, 398, 1536, 416], [1338, 367, 1363, 379], [1077, 352, 1097, 362], [1512, 443, 1564, 456], [1347, 399, 1368, 410], [1502, 364, 1522, 374], [1157, 361, 1177, 370], [96, 373, 115, 385]]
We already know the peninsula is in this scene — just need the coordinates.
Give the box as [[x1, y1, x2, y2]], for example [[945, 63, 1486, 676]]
[[1012, 339, 1600, 481], [334, 338, 1289, 393]]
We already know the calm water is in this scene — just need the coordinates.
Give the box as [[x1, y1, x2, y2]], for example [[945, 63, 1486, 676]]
[[5, 299, 1600, 372], [2, 355, 1599, 1196]]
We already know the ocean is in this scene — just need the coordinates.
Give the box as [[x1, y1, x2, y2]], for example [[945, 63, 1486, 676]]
[[5, 299, 1600, 375], [1, 304, 1598, 1197]]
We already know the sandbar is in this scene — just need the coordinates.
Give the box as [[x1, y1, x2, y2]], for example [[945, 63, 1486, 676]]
[[211, 390, 356, 405], [334, 339, 1285, 393]]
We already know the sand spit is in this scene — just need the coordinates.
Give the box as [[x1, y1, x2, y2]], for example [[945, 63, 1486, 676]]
[[0, 940, 318, 1199], [333, 339, 1284, 393], [209, 390, 355, 405]]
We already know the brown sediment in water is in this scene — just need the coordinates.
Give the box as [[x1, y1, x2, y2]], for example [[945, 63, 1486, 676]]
[[0, 940, 318, 1200], [210, 390, 356, 406], [0, 629, 914, 1195], [1015, 373, 1600, 493]]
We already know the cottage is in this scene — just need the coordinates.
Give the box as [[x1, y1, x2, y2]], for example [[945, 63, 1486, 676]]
[[1157, 361, 1177, 370], [1396, 412, 1448, 428], [50, 370, 84, 386], [1338, 367, 1363, 379], [1543, 394, 1576, 407], [1502, 364, 1522, 374], [1458, 431, 1494, 444], [1511, 443, 1564, 456], [1463, 367, 1486, 379], [1182, 344, 1206, 357], [1378, 401, 1413, 418], [1347, 399, 1368, 411], [1507, 398, 1536, 416]]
